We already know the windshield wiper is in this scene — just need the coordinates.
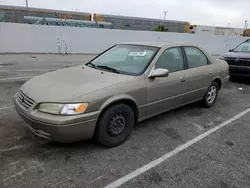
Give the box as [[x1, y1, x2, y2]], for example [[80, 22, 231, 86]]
[[96, 65, 120, 73], [86, 62, 96, 67]]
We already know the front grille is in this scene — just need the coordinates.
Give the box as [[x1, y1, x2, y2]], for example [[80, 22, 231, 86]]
[[17, 90, 35, 109], [226, 58, 250, 67]]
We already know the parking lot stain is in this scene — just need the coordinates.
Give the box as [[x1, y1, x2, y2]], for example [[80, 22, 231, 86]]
[[144, 169, 163, 184], [65, 155, 71, 162], [218, 181, 230, 188], [131, 145, 140, 150], [225, 141, 234, 147], [186, 109, 203, 117], [164, 128, 181, 140], [174, 165, 200, 182]]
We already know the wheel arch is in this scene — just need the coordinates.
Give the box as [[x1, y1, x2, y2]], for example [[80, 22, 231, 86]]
[[93, 96, 139, 138], [212, 77, 222, 90], [99, 95, 139, 123]]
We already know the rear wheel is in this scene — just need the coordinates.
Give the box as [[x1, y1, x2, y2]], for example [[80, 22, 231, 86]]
[[203, 81, 219, 108], [95, 104, 135, 147]]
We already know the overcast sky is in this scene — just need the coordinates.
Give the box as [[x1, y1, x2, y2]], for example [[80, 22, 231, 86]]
[[1, 0, 248, 28]]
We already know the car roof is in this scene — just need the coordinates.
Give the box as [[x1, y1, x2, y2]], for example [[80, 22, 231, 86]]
[[120, 42, 198, 48]]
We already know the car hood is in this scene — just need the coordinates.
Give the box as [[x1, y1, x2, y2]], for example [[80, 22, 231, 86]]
[[223, 52, 250, 59], [20, 65, 135, 103]]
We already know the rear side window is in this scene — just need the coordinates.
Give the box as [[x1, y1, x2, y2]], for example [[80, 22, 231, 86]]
[[184, 47, 208, 69]]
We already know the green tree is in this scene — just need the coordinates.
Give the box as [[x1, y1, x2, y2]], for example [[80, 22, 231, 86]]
[[154, 24, 168, 32]]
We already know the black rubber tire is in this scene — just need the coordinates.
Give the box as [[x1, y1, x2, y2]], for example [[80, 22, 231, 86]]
[[203, 81, 219, 108], [95, 104, 135, 148]]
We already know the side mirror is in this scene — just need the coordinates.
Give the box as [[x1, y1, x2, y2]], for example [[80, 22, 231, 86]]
[[229, 49, 234, 52], [149, 68, 169, 78]]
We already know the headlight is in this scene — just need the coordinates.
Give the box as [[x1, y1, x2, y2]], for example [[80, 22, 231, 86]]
[[38, 103, 63, 114], [61, 103, 88, 115], [219, 55, 225, 60], [38, 103, 88, 115]]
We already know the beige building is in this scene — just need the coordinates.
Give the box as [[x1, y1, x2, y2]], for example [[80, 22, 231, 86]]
[[190, 25, 244, 36]]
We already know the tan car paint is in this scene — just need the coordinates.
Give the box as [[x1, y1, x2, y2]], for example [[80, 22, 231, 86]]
[[14, 42, 229, 142], [20, 65, 136, 103]]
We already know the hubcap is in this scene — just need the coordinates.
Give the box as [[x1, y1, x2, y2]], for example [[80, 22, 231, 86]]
[[207, 86, 217, 104], [107, 113, 126, 137]]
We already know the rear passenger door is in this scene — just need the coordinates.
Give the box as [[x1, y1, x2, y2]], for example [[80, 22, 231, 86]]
[[183, 46, 216, 101]]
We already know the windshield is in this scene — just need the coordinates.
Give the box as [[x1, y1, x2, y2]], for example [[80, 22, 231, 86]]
[[234, 42, 250, 52], [86, 44, 159, 75]]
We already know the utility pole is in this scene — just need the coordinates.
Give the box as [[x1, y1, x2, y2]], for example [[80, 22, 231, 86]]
[[164, 11, 167, 20], [25, 0, 28, 7], [243, 20, 248, 36], [244, 20, 248, 30]]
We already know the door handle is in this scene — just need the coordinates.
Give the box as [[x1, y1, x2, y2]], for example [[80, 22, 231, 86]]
[[181, 79, 186, 82], [209, 72, 214, 75]]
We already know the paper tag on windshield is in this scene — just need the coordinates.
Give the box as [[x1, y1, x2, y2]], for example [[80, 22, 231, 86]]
[[128, 52, 146, 57]]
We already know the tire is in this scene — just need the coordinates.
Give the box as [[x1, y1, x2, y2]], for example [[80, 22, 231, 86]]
[[95, 104, 135, 148], [203, 81, 219, 108]]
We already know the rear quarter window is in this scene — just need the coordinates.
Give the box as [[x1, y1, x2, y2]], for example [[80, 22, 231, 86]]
[[184, 47, 208, 69]]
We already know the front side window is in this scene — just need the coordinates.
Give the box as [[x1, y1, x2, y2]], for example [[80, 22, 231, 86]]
[[87, 45, 159, 75], [234, 42, 250, 52], [155, 47, 184, 73], [184, 47, 208, 69]]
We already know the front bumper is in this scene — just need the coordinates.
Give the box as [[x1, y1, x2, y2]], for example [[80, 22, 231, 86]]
[[14, 97, 99, 143], [229, 65, 250, 77]]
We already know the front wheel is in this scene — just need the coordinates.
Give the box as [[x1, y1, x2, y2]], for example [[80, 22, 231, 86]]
[[203, 81, 219, 108], [95, 104, 135, 148]]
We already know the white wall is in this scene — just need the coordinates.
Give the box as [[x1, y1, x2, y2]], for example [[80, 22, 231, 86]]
[[0, 23, 249, 55]]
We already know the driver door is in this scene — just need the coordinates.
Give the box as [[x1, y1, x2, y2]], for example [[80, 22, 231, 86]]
[[146, 47, 188, 116]]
